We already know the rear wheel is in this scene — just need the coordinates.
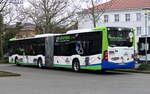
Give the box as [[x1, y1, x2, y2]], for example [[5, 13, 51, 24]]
[[37, 59, 44, 68], [72, 59, 80, 72]]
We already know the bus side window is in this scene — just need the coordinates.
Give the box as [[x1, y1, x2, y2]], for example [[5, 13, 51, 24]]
[[37, 44, 45, 55], [28, 45, 35, 55], [139, 43, 149, 51], [18, 47, 24, 55], [147, 43, 149, 52], [140, 43, 145, 51], [82, 41, 90, 55], [68, 42, 77, 55], [54, 43, 68, 56], [75, 41, 84, 55]]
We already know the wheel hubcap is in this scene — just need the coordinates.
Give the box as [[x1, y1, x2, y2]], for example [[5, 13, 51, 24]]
[[74, 62, 79, 71], [38, 60, 42, 68], [39, 63, 41, 67]]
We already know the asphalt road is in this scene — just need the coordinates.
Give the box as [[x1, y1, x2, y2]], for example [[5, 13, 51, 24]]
[[0, 64, 150, 94]]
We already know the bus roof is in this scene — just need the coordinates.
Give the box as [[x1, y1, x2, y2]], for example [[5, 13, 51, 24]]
[[9, 34, 60, 41], [35, 34, 60, 37], [66, 29, 92, 34], [10, 27, 133, 41]]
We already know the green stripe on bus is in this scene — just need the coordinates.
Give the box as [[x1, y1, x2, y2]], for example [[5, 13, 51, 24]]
[[53, 65, 72, 68], [92, 27, 108, 58], [132, 28, 136, 49], [9, 37, 17, 41], [102, 27, 108, 58], [54, 64, 102, 70], [80, 65, 102, 70], [19, 62, 37, 65]]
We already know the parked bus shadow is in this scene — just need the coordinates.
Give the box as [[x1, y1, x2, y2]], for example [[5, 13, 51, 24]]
[[51, 68, 131, 75], [15, 65, 131, 75]]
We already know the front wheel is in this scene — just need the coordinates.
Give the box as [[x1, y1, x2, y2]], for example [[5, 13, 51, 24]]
[[72, 59, 80, 72], [15, 58, 20, 66]]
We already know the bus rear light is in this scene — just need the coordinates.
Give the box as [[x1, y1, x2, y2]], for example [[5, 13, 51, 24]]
[[104, 51, 108, 61]]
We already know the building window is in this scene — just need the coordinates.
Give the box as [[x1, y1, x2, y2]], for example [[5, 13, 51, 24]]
[[104, 15, 109, 23], [136, 13, 141, 21], [148, 26, 150, 35], [114, 14, 119, 22], [148, 13, 150, 21], [137, 27, 142, 36], [125, 14, 130, 22]]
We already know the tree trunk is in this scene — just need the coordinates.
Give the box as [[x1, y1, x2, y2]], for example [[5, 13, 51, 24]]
[[92, 13, 96, 28], [0, 14, 4, 57], [91, 0, 96, 28], [0, 35, 3, 57]]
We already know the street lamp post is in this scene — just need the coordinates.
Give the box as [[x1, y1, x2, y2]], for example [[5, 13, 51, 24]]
[[143, 8, 150, 64], [145, 10, 148, 64]]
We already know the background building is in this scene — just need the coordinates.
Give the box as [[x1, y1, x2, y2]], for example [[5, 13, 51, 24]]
[[78, 0, 150, 37]]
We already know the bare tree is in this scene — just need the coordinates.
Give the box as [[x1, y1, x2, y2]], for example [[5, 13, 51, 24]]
[[23, 0, 76, 34], [0, 0, 9, 12], [5, 4, 24, 24], [0, 0, 24, 25], [72, 0, 113, 28], [0, 0, 8, 57], [0, 0, 23, 57]]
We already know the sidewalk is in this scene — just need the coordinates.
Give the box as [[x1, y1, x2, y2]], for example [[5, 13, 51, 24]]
[[113, 63, 150, 74], [114, 69, 150, 74]]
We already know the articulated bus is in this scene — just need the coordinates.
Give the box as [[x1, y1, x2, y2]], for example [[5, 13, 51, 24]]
[[9, 27, 136, 71]]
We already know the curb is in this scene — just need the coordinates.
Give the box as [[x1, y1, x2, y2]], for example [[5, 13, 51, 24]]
[[113, 69, 150, 74]]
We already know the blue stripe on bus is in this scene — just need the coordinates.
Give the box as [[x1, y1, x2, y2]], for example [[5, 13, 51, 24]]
[[101, 60, 135, 69]]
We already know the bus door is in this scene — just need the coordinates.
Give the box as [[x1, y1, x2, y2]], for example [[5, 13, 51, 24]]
[[22, 50, 29, 63], [17, 47, 28, 64]]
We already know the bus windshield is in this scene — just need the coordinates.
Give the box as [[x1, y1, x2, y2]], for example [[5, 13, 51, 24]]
[[108, 29, 133, 47]]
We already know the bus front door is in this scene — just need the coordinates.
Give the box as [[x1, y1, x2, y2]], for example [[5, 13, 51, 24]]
[[23, 52, 28, 64]]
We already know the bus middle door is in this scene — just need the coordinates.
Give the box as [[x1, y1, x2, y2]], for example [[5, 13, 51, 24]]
[[23, 50, 29, 64]]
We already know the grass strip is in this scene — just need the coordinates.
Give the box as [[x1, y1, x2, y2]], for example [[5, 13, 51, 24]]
[[0, 59, 9, 64], [0, 71, 21, 77]]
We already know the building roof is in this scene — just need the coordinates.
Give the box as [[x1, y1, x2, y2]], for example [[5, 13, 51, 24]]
[[90, 0, 150, 10]]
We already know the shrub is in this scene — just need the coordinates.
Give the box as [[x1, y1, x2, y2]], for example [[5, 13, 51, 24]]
[[0, 58, 8, 64], [137, 63, 150, 70]]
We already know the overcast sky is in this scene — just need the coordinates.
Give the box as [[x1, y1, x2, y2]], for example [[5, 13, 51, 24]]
[[4, 0, 111, 24], [23, 0, 111, 9]]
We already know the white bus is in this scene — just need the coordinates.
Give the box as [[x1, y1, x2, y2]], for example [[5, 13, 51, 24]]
[[9, 27, 136, 71]]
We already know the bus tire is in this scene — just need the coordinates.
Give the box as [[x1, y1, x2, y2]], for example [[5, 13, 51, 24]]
[[72, 59, 80, 72], [15, 57, 20, 66], [37, 58, 44, 68]]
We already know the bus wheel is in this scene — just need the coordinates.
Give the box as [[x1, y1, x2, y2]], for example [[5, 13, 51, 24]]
[[72, 59, 80, 72], [37, 59, 43, 68], [15, 57, 20, 66]]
